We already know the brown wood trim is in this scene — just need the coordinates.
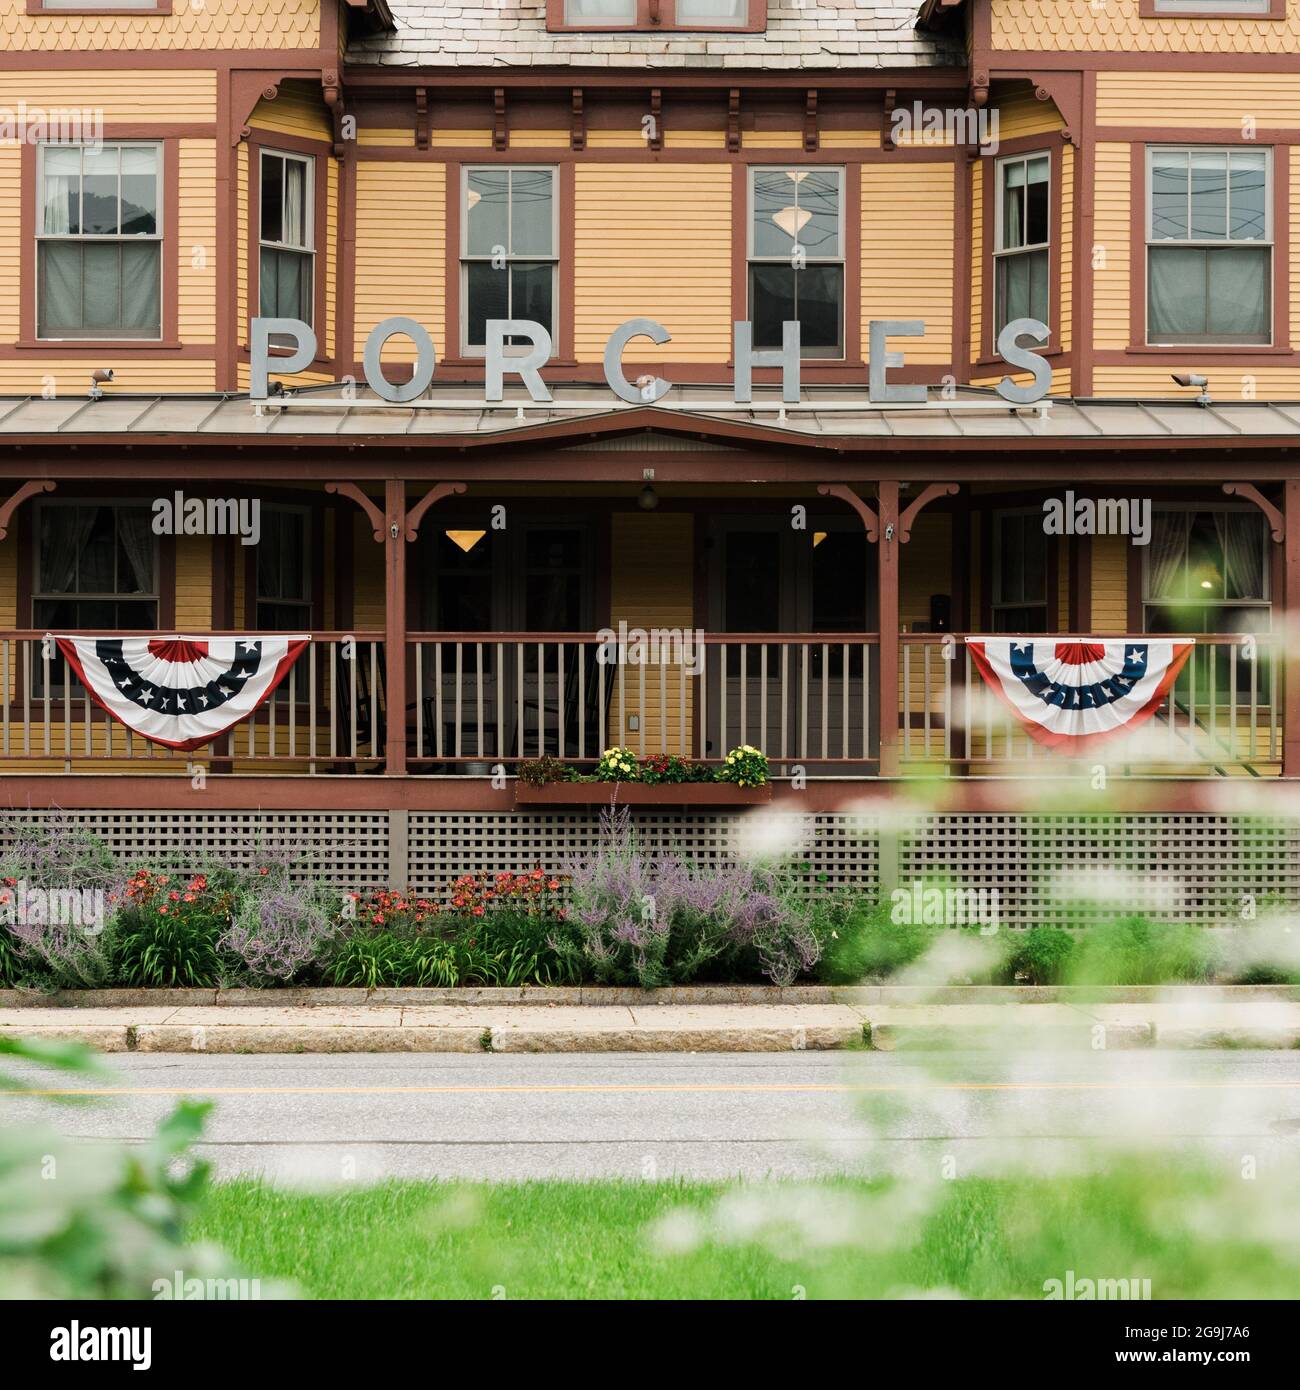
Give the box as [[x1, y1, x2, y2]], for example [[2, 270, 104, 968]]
[[337, 141, 357, 377], [1074, 70, 1096, 396], [354, 142, 961, 166], [444, 160, 461, 366], [1068, 533, 1091, 631], [1045, 533, 1060, 634], [977, 132, 1062, 364], [1127, 138, 1289, 353], [1138, 0, 1284, 15], [1127, 540, 1144, 633], [952, 147, 973, 375], [544, 0, 766, 33], [27, 0, 172, 11]]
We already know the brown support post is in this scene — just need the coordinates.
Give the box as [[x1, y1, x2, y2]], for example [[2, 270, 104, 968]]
[[1285, 480, 1300, 777], [384, 479, 407, 776], [878, 481, 901, 777]]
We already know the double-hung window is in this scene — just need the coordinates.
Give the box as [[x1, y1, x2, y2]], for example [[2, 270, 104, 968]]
[[748, 166, 844, 358], [991, 511, 1049, 633], [259, 151, 314, 330], [461, 166, 557, 354], [994, 153, 1050, 339], [37, 143, 161, 340], [1147, 146, 1271, 345], [256, 506, 312, 631]]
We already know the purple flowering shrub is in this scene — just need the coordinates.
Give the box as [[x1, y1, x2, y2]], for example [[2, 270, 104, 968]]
[[552, 811, 820, 987], [218, 867, 343, 986]]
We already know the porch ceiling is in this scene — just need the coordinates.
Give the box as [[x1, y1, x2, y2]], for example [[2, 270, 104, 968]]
[[3, 384, 1300, 451]]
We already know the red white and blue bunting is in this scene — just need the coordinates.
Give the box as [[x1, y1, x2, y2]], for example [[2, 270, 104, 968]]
[[54, 635, 310, 751], [964, 638, 1195, 749]]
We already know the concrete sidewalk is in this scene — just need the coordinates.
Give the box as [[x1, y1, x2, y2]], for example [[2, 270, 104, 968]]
[[3, 998, 1300, 1052]]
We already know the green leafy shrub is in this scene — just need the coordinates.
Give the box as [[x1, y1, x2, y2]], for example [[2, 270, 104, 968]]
[[111, 870, 228, 988], [1000, 927, 1076, 985], [596, 746, 641, 782], [449, 909, 578, 987], [1067, 914, 1218, 986], [324, 933, 459, 987], [517, 756, 575, 787], [812, 900, 930, 983]]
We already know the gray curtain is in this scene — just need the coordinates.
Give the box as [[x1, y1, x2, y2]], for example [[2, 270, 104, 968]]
[[38, 506, 97, 595], [116, 507, 155, 597]]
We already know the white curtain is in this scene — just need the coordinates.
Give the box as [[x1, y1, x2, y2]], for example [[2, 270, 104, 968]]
[[1214, 512, 1264, 601], [283, 160, 305, 248], [1148, 511, 1191, 600], [41, 149, 79, 235], [678, 0, 744, 16]]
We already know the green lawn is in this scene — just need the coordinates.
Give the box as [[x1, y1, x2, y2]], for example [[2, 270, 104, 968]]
[[191, 1164, 1300, 1300]]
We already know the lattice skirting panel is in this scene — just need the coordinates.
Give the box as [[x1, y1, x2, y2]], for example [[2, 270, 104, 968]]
[[1, 808, 1296, 926]]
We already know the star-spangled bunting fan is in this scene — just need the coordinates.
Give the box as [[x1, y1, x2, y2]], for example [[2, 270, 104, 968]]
[[54, 636, 311, 751], [964, 638, 1195, 749]]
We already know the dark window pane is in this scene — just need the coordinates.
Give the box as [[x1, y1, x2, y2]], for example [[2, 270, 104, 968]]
[[82, 147, 119, 235], [261, 155, 284, 244], [466, 262, 509, 347], [725, 532, 781, 633], [750, 263, 795, 349], [119, 148, 158, 236], [811, 530, 866, 631], [510, 261, 553, 336], [993, 605, 1047, 634], [526, 529, 581, 571], [795, 264, 843, 354], [1025, 157, 1049, 245]]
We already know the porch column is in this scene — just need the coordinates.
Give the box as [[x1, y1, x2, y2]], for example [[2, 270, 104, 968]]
[[877, 482, 901, 776], [383, 480, 408, 775], [1286, 480, 1300, 776]]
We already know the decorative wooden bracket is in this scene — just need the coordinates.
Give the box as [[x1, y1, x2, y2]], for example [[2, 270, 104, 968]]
[[726, 89, 740, 153], [231, 72, 282, 145], [322, 70, 346, 159], [1022, 70, 1083, 148], [899, 483, 960, 544], [493, 88, 508, 151], [570, 89, 585, 152], [0, 480, 55, 541], [803, 89, 818, 153], [325, 482, 386, 543], [405, 482, 468, 543], [818, 484, 879, 543], [1224, 483, 1285, 542], [414, 87, 430, 151], [648, 88, 663, 152], [881, 88, 897, 152]]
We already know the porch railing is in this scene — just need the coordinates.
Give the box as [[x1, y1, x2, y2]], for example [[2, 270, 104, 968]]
[[899, 634, 1283, 775], [406, 632, 880, 770], [0, 632, 384, 770]]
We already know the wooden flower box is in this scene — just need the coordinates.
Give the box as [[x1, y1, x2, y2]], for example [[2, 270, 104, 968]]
[[513, 782, 772, 807]]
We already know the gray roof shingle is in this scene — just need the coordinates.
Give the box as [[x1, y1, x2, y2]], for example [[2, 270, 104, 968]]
[[347, 1, 961, 71]]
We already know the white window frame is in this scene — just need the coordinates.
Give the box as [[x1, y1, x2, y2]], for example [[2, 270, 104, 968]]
[[258, 149, 316, 334], [745, 164, 846, 361], [1145, 144, 1274, 347], [36, 141, 163, 343], [459, 165, 559, 358], [992, 150, 1051, 345], [1152, 0, 1271, 12]]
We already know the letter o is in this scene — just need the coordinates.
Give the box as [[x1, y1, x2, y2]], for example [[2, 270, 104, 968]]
[[363, 316, 436, 403]]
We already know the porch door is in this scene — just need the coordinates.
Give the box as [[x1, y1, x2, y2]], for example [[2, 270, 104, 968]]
[[707, 517, 873, 768], [419, 518, 594, 762]]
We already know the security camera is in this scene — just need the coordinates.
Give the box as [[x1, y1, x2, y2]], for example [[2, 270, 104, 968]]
[[1170, 372, 1211, 406], [88, 368, 114, 400]]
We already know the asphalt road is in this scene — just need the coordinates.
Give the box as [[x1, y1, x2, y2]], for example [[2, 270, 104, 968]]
[[4, 1049, 1300, 1182]]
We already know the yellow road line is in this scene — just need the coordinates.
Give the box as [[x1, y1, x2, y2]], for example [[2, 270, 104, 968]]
[[6, 1081, 1300, 1098]]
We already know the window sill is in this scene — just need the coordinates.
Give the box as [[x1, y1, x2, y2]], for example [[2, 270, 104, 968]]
[[20, 338, 179, 351], [1127, 343, 1287, 355], [974, 347, 1062, 370], [442, 357, 579, 369]]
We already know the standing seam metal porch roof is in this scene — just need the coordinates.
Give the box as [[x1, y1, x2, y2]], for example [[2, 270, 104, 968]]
[[2, 385, 1300, 442]]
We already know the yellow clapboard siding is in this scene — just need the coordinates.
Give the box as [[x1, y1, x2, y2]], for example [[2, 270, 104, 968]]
[[664, 130, 728, 149], [0, 145, 19, 341], [608, 513, 695, 756], [353, 162, 446, 360], [1098, 71, 1300, 127], [862, 162, 954, 363], [174, 536, 213, 630], [0, 71, 216, 122], [1292, 149, 1300, 355], [358, 128, 413, 148], [995, 90, 1066, 140], [0, 0, 320, 51], [0, 362, 216, 393], [742, 130, 803, 148], [1093, 142, 1131, 350], [177, 139, 216, 344], [1091, 534, 1129, 632], [1093, 365, 1300, 397], [0, 535, 16, 628], [510, 131, 570, 148], [574, 164, 732, 363], [325, 159, 338, 360], [248, 84, 331, 142], [821, 131, 882, 150], [429, 129, 492, 148], [352, 514, 385, 631]]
